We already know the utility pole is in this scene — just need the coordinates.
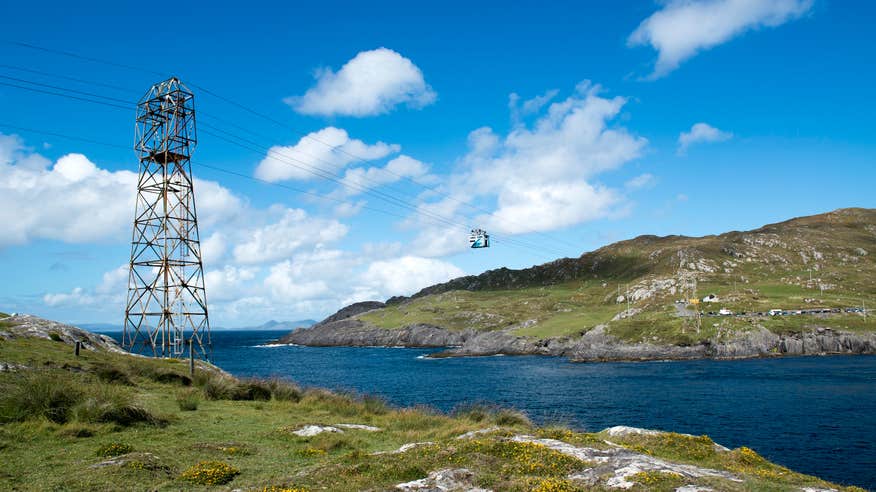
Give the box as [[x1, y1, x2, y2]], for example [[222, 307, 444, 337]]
[[123, 77, 211, 360]]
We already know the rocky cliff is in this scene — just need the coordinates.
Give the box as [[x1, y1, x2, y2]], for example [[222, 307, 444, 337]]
[[280, 312, 876, 361]]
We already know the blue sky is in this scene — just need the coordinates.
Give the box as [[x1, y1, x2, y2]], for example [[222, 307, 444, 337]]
[[1, 0, 874, 326]]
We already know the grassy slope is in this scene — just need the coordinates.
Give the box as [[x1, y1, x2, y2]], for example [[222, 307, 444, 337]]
[[360, 208, 876, 344], [0, 335, 863, 491]]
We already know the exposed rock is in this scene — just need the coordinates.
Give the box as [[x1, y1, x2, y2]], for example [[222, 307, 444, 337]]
[[291, 425, 342, 437], [0, 361, 28, 372], [454, 427, 502, 440], [91, 452, 163, 469], [510, 435, 741, 489], [291, 423, 381, 436], [0, 314, 125, 353], [372, 441, 436, 455], [603, 426, 661, 437], [395, 468, 490, 492], [601, 426, 729, 452], [279, 318, 471, 348], [335, 423, 382, 432]]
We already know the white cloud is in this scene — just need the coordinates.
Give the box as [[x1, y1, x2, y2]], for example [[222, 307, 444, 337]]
[[359, 256, 465, 299], [95, 265, 129, 295], [0, 133, 243, 247], [333, 200, 367, 218], [0, 147, 136, 246], [509, 89, 560, 124], [417, 81, 646, 246], [43, 287, 97, 307], [678, 122, 733, 154], [629, 0, 813, 77], [488, 181, 621, 234], [254, 126, 399, 183], [232, 208, 348, 264], [339, 155, 430, 196], [204, 265, 259, 302], [625, 173, 656, 190], [201, 232, 228, 264], [289, 48, 437, 117]]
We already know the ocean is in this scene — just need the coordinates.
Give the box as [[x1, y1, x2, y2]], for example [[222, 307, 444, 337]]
[[107, 329, 876, 489]]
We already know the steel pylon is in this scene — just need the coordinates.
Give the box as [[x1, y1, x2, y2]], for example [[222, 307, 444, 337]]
[[122, 77, 211, 359]]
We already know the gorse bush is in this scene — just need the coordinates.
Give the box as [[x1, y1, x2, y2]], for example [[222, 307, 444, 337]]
[[96, 442, 133, 457], [180, 460, 239, 485]]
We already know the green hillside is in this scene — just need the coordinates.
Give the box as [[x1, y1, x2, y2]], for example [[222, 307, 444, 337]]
[[360, 208, 876, 344]]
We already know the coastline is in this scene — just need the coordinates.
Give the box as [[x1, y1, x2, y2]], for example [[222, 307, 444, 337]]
[[278, 317, 876, 363]]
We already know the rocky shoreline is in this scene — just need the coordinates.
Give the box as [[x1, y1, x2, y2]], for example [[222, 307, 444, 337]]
[[278, 308, 876, 362]]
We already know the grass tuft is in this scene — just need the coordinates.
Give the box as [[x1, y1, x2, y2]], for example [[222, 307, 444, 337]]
[[176, 388, 200, 411], [0, 370, 81, 423]]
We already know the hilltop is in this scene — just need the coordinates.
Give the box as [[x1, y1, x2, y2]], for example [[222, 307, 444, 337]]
[[0, 313, 865, 491], [281, 208, 876, 360]]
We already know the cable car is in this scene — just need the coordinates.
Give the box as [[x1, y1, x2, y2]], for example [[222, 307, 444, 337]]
[[469, 228, 490, 248]]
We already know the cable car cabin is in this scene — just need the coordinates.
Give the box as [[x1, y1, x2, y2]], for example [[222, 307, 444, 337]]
[[469, 229, 490, 248]]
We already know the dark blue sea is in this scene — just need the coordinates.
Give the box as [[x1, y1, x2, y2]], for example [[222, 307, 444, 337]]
[[107, 330, 876, 489]]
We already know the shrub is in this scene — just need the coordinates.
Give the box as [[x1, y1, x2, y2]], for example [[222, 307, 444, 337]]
[[202, 376, 239, 400], [71, 384, 163, 427], [360, 394, 389, 415], [0, 371, 82, 423], [452, 403, 531, 427], [267, 378, 302, 402], [94, 364, 133, 385], [494, 408, 531, 427], [176, 388, 200, 411], [48, 332, 63, 342], [179, 460, 239, 485], [153, 371, 192, 386], [234, 379, 272, 401], [96, 442, 133, 457]]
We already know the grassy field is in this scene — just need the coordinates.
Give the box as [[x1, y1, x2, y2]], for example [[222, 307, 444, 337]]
[[360, 281, 626, 338], [0, 334, 862, 491]]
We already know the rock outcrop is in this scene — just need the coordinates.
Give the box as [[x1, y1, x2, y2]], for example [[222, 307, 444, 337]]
[[279, 318, 471, 348], [0, 314, 125, 353]]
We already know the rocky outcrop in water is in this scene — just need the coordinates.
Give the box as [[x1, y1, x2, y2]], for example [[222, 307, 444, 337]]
[[278, 318, 471, 347]]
